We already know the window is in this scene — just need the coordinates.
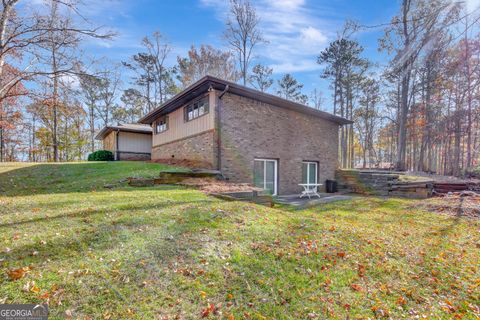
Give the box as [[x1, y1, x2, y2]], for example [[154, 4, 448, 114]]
[[185, 97, 209, 121], [253, 159, 278, 195], [302, 161, 318, 185], [155, 116, 168, 134]]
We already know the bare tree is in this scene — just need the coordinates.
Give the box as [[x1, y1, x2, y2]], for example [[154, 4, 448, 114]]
[[1, 0, 112, 161], [79, 73, 102, 152], [354, 78, 380, 168], [142, 32, 172, 104], [96, 67, 121, 127], [0, 0, 111, 105], [309, 88, 324, 110], [380, 0, 459, 170], [224, 0, 265, 85], [124, 31, 177, 112], [42, 0, 81, 161], [177, 45, 238, 87], [0, 0, 19, 79]]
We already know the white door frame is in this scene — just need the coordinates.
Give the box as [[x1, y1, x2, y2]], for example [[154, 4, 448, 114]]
[[254, 158, 278, 196], [302, 161, 318, 185]]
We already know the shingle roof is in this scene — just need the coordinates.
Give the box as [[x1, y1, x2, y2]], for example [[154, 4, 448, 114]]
[[138, 75, 353, 125], [95, 123, 152, 140]]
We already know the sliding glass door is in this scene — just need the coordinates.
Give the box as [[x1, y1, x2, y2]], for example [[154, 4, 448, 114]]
[[302, 161, 318, 185], [253, 159, 278, 195]]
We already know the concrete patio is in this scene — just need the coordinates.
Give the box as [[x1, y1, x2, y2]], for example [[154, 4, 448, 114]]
[[275, 193, 354, 207]]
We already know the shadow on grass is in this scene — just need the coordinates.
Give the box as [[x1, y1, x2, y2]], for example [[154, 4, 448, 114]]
[[0, 162, 182, 197], [0, 199, 216, 228], [1, 199, 219, 267], [435, 197, 465, 241]]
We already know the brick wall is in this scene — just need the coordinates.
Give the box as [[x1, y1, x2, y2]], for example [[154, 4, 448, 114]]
[[151, 130, 217, 169], [117, 152, 151, 161], [219, 93, 339, 195]]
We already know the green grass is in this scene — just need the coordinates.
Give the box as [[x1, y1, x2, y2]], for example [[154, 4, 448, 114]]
[[0, 161, 187, 196], [0, 162, 479, 319]]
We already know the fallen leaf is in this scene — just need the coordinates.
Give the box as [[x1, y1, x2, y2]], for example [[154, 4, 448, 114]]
[[39, 292, 50, 300], [7, 266, 30, 281], [358, 264, 366, 277], [201, 303, 215, 318], [351, 283, 364, 292], [396, 296, 406, 306], [30, 285, 40, 293]]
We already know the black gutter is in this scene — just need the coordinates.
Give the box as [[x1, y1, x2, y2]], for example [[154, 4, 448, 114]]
[[216, 85, 229, 171]]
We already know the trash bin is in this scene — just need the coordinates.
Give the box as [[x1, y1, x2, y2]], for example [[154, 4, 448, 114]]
[[326, 180, 337, 193]]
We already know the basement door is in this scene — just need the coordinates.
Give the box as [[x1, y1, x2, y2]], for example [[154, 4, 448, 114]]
[[253, 159, 278, 196]]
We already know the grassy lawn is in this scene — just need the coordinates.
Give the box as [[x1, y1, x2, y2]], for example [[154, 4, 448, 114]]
[[0, 162, 479, 319]]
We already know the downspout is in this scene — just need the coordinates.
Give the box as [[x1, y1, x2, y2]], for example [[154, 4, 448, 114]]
[[115, 129, 120, 161], [216, 84, 229, 172]]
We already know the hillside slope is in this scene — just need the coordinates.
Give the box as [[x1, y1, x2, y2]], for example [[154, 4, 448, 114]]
[[0, 162, 479, 319]]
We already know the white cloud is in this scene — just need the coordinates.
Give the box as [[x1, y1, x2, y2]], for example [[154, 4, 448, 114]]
[[269, 60, 320, 73], [200, 0, 332, 74], [466, 0, 480, 12], [265, 0, 306, 10], [300, 26, 328, 44]]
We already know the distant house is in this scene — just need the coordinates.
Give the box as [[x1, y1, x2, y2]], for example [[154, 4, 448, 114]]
[[138, 76, 352, 195], [95, 124, 152, 160]]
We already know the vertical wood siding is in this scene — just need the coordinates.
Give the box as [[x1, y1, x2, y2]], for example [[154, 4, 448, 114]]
[[152, 92, 216, 147], [118, 132, 152, 153], [103, 132, 116, 152]]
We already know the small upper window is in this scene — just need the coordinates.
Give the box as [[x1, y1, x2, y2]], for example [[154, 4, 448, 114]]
[[155, 116, 168, 134], [185, 97, 209, 121]]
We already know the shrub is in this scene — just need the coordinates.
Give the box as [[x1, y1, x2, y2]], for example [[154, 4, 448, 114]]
[[87, 150, 114, 161]]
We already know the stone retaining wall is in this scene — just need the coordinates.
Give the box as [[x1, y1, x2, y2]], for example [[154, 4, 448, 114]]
[[335, 170, 433, 199]]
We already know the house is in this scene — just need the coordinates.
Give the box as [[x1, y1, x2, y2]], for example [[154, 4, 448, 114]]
[[95, 123, 152, 160], [138, 76, 352, 195]]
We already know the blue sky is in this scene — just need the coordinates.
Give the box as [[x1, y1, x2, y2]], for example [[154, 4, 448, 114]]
[[22, 0, 480, 111], [75, 0, 472, 111], [74, 0, 404, 112]]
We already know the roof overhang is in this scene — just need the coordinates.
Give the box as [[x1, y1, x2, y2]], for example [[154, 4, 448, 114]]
[[95, 125, 152, 140], [138, 75, 353, 125]]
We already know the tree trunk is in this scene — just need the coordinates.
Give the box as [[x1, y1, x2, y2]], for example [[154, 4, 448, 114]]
[[396, 70, 410, 171], [89, 104, 95, 152], [465, 28, 473, 169], [0, 1, 20, 82], [52, 49, 59, 162], [395, 0, 412, 172]]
